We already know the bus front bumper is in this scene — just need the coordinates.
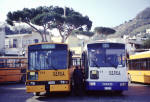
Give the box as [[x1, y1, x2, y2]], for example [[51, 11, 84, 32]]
[[85, 81, 128, 91], [26, 84, 70, 93]]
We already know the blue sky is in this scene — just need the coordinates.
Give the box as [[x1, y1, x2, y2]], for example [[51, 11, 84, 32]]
[[0, 0, 149, 29]]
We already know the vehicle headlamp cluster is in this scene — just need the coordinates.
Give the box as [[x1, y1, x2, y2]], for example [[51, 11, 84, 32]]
[[48, 80, 69, 85], [27, 72, 38, 80], [29, 82, 36, 85], [90, 70, 99, 79], [89, 82, 96, 86]]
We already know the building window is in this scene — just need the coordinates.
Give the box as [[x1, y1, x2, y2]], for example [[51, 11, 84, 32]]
[[34, 39, 39, 43], [13, 39, 17, 48], [8, 40, 12, 48]]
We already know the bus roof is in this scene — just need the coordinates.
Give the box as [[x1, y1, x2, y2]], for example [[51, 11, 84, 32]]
[[86, 40, 124, 45], [28, 42, 68, 51], [129, 51, 150, 60], [28, 42, 67, 47], [84, 40, 124, 49]]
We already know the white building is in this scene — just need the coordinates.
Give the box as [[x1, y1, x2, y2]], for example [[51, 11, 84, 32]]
[[4, 31, 90, 57], [5, 32, 42, 56], [122, 35, 147, 55], [146, 29, 150, 34], [0, 27, 5, 55]]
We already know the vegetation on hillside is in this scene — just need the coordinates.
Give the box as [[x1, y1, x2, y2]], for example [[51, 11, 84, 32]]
[[94, 27, 116, 35], [114, 7, 150, 37]]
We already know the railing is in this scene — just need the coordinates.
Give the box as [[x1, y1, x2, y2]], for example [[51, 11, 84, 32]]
[[72, 57, 83, 67]]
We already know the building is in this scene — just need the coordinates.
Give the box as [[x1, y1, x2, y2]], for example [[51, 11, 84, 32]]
[[52, 34, 85, 57], [0, 27, 5, 55], [67, 35, 85, 57], [5, 32, 42, 56], [123, 35, 149, 55], [146, 29, 150, 34], [4, 32, 86, 57]]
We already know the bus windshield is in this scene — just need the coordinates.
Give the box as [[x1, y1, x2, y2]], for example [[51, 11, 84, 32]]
[[88, 48, 125, 68], [28, 50, 67, 70]]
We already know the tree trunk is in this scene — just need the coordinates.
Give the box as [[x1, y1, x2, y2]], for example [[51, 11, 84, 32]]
[[44, 33, 48, 42], [58, 29, 65, 43], [26, 22, 45, 42], [40, 33, 45, 42], [61, 36, 65, 43], [43, 26, 48, 42], [49, 32, 52, 42]]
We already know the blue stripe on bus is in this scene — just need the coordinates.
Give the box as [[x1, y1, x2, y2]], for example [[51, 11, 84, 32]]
[[85, 81, 128, 91]]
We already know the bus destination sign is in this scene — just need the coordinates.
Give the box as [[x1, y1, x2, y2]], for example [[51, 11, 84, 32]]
[[41, 44, 55, 49]]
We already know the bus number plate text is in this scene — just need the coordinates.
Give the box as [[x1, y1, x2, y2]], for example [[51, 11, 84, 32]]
[[53, 72, 65, 76], [109, 71, 120, 75]]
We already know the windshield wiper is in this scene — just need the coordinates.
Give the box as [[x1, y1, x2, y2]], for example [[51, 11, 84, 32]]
[[35, 65, 40, 70]]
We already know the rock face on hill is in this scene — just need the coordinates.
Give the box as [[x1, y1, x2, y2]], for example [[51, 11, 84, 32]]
[[114, 7, 150, 37]]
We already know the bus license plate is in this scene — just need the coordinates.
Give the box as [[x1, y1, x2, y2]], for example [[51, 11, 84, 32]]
[[104, 87, 112, 90]]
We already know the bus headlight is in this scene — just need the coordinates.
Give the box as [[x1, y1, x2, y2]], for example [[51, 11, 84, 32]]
[[89, 82, 96, 86], [30, 82, 36, 85], [60, 80, 69, 84], [27, 72, 38, 80], [48, 81, 55, 85], [120, 82, 127, 86], [90, 70, 99, 79], [48, 80, 69, 84]]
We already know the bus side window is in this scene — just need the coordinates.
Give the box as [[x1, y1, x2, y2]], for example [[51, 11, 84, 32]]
[[128, 60, 131, 69], [147, 59, 150, 70], [128, 60, 132, 70], [139, 60, 142, 70], [0, 59, 4, 68], [143, 60, 147, 70], [137, 59, 141, 70]]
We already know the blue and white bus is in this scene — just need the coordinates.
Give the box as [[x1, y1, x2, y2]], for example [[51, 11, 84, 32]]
[[82, 42, 128, 93]]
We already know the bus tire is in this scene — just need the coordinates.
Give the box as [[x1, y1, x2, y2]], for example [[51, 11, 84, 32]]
[[33, 92, 40, 96], [116, 91, 123, 95], [45, 91, 51, 96]]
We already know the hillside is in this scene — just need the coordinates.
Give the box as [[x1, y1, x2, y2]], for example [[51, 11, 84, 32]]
[[114, 7, 150, 37]]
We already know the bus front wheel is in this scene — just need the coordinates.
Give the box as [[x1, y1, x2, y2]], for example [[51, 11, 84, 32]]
[[116, 91, 123, 95]]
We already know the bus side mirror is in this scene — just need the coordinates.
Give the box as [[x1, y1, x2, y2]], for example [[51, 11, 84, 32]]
[[68, 51, 73, 68]]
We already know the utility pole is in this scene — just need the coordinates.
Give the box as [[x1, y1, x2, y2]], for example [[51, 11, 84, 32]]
[[64, 6, 66, 17]]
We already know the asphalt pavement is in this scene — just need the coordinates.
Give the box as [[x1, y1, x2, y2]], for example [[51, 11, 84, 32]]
[[0, 83, 150, 102]]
